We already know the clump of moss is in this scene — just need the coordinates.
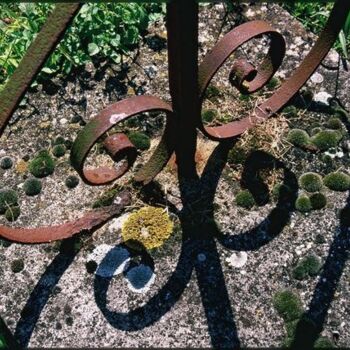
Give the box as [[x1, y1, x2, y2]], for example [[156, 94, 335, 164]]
[[273, 290, 303, 322], [282, 105, 298, 118], [5, 206, 20, 222], [52, 144, 66, 158], [295, 194, 312, 213], [205, 85, 221, 99], [310, 127, 322, 136], [227, 146, 248, 165], [311, 130, 342, 151], [314, 337, 334, 348], [23, 178, 42, 196], [128, 131, 151, 151], [0, 157, 13, 170], [271, 183, 294, 203], [310, 192, 327, 210], [300, 87, 314, 103], [326, 117, 343, 130], [65, 175, 79, 189], [323, 172, 350, 192], [292, 254, 322, 280], [28, 150, 55, 178], [0, 189, 18, 214], [201, 109, 217, 124], [92, 187, 120, 208], [121, 206, 174, 250], [267, 76, 280, 90], [298, 172, 323, 193], [236, 190, 255, 209], [52, 136, 65, 146], [287, 129, 310, 148], [11, 259, 24, 273]]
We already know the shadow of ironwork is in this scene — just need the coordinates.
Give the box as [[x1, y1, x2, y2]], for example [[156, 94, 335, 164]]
[[14, 238, 80, 348], [8, 139, 348, 349], [93, 144, 298, 348]]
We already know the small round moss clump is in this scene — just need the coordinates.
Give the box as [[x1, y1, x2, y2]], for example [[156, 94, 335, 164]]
[[323, 172, 350, 192], [28, 150, 55, 178], [272, 183, 293, 202], [52, 144, 66, 158], [23, 178, 42, 196], [201, 109, 217, 123], [205, 85, 221, 99], [282, 105, 298, 118], [326, 117, 343, 130], [227, 146, 247, 165], [292, 254, 322, 280], [52, 136, 65, 146], [314, 337, 334, 348], [298, 172, 323, 193], [11, 259, 24, 273], [0, 156, 13, 170], [128, 132, 151, 151], [295, 194, 312, 213], [236, 190, 255, 209], [310, 192, 327, 210], [5, 206, 20, 222], [310, 127, 322, 136], [0, 189, 18, 214], [287, 129, 310, 148], [121, 206, 174, 250], [311, 130, 342, 151], [267, 76, 280, 90], [273, 290, 303, 322], [65, 175, 79, 189]]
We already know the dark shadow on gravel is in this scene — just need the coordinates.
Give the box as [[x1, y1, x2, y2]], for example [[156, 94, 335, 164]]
[[290, 108, 350, 350], [94, 145, 298, 348], [14, 238, 80, 348]]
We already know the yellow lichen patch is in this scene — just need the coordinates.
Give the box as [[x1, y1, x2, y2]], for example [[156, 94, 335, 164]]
[[121, 206, 174, 250], [15, 159, 28, 174]]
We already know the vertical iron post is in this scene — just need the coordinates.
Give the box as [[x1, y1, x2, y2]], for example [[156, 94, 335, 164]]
[[166, 0, 200, 179]]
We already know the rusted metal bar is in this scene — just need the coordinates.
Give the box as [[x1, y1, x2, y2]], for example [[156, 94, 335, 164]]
[[198, 0, 350, 140], [0, 190, 131, 244], [167, 0, 200, 179], [0, 4, 82, 135], [70, 95, 175, 186]]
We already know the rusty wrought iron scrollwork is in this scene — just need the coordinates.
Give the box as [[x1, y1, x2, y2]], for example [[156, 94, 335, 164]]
[[0, 1, 349, 243]]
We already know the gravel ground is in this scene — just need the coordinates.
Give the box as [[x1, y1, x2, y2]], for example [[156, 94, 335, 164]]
[[0, 3, 349, 348]]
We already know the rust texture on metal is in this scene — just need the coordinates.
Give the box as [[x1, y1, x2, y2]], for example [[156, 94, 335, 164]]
[[0, 4, 82, 135], [70, 95, 174, 186], [0, 190, 131, 244], [198, 0, 350, 140], [0, 0, 348, 245]]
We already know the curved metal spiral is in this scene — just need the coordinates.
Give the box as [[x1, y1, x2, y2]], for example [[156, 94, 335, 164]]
[[0, 1, 348, 245]]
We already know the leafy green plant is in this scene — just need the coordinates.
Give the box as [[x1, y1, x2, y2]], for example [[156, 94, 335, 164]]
[[284, 3, 350, 59], [0, 3, 164, 89]]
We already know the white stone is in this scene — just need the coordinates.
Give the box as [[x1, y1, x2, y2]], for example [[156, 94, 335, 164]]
[[313, 91, 332, 105], [226, 252, 248, 268], [310, 72, 324, 84], [60, 118, 68, 125]]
